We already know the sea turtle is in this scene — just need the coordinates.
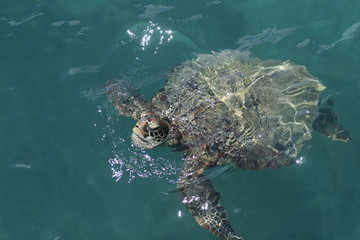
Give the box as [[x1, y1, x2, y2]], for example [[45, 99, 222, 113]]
[[104, 50, 350, 240]]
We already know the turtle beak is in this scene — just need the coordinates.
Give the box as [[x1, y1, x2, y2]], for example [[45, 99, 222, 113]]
[[131, 117, 158, 149], [133, 119, 149, 138], [131, 119, 152, 148]]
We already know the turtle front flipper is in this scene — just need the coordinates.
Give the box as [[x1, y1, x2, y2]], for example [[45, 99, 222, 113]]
[[104, 80, 150, 120], [177, 158, 244, 240], [313, 108, 351, 142]]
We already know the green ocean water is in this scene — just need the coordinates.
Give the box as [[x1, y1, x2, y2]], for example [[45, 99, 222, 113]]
[[1, 0, 359, 240]]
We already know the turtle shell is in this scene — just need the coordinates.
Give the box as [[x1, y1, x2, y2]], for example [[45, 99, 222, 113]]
[[152, 50, 325, 169]]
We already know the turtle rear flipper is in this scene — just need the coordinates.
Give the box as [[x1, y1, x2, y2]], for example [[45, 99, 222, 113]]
[[313, 108, 351, 142], [178, 157, 244, 240], [104, 80, 149, 120]]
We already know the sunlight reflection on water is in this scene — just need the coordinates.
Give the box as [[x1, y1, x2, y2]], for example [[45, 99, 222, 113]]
[[108, 152, 179, 183], [67, 21, 176, 76]]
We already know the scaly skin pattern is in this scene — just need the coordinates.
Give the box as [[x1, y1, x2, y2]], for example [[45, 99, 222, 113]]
[[177, 153, 244, 240]]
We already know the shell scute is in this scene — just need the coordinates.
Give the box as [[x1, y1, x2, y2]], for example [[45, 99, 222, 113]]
[[157, 50, 325, 169]]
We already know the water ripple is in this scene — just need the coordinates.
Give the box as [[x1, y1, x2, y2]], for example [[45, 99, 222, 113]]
[[316, 21, 360, 54], [236, 26, 298, 50], [138, 4, 176, 19]]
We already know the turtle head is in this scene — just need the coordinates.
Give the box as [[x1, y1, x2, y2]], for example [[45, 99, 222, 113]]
[[131, 112, 170, 149]]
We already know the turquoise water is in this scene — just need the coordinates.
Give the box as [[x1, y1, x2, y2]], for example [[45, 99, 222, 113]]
[[1, 0, 359, 239]]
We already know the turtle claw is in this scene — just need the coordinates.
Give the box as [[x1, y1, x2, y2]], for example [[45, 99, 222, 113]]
[[328, 128, 351, 142]]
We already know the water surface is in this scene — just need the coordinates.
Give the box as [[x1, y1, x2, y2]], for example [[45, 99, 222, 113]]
[[1, 0, 359, 239]]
